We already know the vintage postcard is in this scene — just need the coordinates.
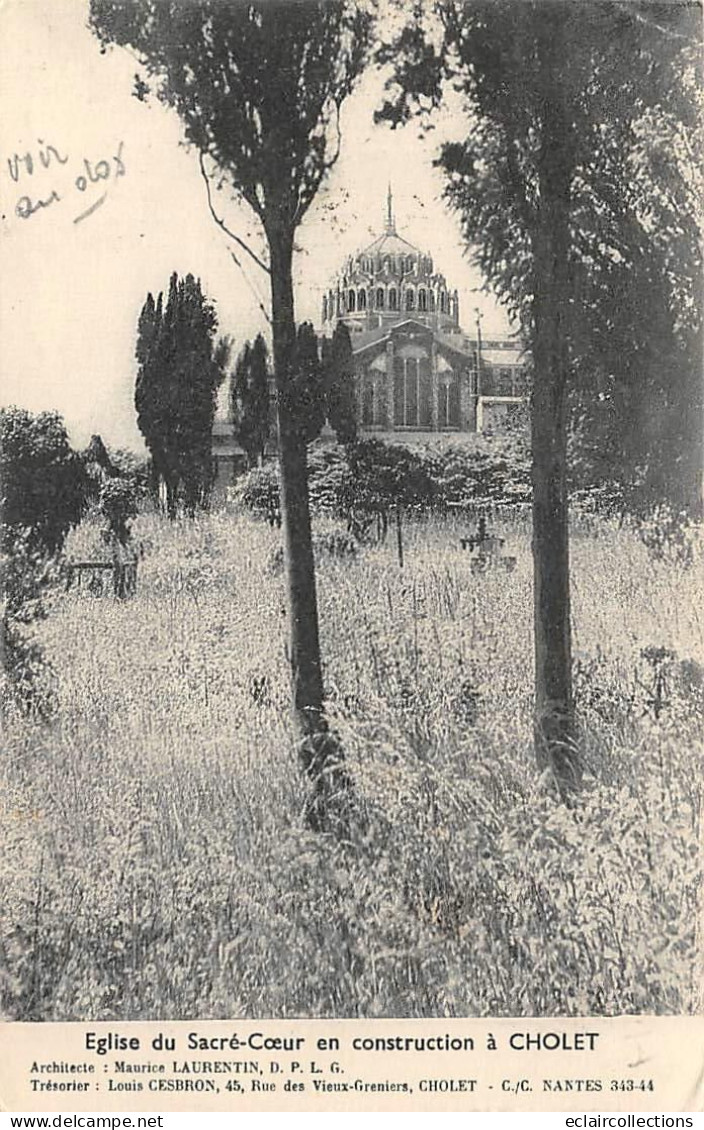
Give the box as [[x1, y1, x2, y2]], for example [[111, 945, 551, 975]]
[[1, 0, 702, 1115]]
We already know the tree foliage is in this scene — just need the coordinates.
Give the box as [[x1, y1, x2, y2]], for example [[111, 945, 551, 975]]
[[135, 272, 230, 516], [379, 0, 702, 792], [0, 407, 87, 555], [89, 1, 372, 234], [98, 478, 140, 548], [230, 334, 271, 468], [380, 0, 702, 514]]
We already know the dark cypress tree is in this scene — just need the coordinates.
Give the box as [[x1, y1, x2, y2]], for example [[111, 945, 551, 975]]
[[287, 321, 327, 446], [231, 333, 271, 468], [324, 321, 357, 445], [135, 272, 230, 516]]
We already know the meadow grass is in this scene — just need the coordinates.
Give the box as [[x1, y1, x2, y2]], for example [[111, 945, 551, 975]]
[[1, 505, 702, 1020]]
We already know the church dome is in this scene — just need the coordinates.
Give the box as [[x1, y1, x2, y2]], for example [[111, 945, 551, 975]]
[[322, 188, 460, 333]]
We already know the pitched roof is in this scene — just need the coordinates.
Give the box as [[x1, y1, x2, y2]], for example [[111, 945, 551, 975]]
[[360, 230, 420, 258]]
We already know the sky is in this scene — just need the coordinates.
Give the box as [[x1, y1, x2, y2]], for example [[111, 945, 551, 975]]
[[0, 0, 512, 451]]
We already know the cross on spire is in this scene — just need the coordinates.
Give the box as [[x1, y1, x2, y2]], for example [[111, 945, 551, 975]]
[[385, 184, 396, 234]]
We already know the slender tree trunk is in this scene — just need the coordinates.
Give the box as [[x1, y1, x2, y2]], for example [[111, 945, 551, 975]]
[[395, 505, 404, 569], [531, 13, 580, 797], [268, 227, 353, 833], [269, 229, 325, 734]]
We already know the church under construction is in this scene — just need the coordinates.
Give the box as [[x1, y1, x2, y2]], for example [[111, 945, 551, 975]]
[[320, 189, 527, 436]]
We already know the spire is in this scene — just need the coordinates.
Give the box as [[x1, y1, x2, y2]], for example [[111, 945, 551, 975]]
[[385, 183, 396, 234]]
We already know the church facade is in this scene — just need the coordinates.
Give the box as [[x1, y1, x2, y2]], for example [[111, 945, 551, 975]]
[[212, 194, 528, 494], [321, 191, 527, 437]]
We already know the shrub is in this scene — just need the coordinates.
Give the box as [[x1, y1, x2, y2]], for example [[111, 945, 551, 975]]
[[634, 504, 698, 568], [0, 407, 87, 555], [307, 445, 353, 517], [0, 532, 57, 720], [245, 437, 533, 530], [308, 436, 532, 520], [98, 479, 140, 546], [422, 436, 531, 510], [235, 465, 281, 526], [308, 439, 436, 522], [346, 440, 435, 513]]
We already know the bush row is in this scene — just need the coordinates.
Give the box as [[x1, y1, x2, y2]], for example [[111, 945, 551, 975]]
[[235, 436, 532, 525]]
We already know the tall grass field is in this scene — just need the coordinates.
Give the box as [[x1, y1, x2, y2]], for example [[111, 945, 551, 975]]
[[1, 505, 702, 1020]]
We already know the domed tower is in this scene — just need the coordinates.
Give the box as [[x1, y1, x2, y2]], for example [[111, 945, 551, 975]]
[[321, 187, 461, 336], [315, 189, 525, 439]]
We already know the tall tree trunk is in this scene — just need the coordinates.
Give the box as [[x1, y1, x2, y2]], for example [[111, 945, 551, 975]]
[[531, 12, 580, 797], [268, 228, 352, 832], [269, 229, 324, 734]]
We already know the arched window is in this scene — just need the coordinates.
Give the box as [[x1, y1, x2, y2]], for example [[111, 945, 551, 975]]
[[406, 289, 415, 311], [440, 291, 447, 313], [384, 256, 391, 273], [358, 288, 367, 310], [429, 291, 436, 312], [389, 288, 398, 311], [406, 256, 414, 272], [322, 295, 328, 321], [348, 289, 356, 312], [376, 287, 385, 310], [394, 351, 431, 428], [418, 289, 427, 312]]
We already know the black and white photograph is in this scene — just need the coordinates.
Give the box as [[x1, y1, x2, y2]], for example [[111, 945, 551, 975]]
[[1, 0, 702, 1043]]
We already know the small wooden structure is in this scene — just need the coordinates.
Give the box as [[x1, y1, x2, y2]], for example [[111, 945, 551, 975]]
[[64, 559, 138, 597]]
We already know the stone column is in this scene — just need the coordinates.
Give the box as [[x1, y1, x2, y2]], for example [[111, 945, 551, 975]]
[[386, 339, 395, 431], [430, 341, 439, 431]]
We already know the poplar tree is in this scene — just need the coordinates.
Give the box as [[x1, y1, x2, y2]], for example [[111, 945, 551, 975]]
[[91, 0, 372, 830], [379, 0, 701, 794], [324, 321, 357, 446]]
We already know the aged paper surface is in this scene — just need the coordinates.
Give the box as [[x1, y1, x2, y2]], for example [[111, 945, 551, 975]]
[[1, 0, 702, 1116], [0, 1018, 703, 1112]]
